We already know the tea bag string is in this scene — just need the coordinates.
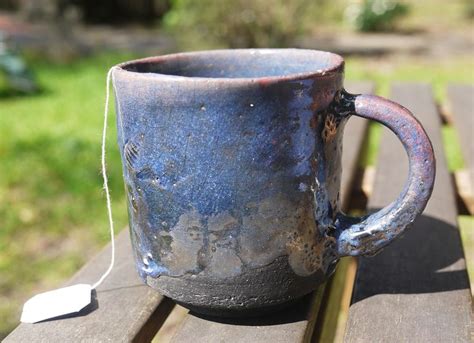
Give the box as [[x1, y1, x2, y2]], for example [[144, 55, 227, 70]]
[[92, 66, 118, 290], [19, 67, 119, 324]]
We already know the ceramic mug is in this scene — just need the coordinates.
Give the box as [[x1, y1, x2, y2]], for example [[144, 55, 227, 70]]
[[112, 49, 435, 316]]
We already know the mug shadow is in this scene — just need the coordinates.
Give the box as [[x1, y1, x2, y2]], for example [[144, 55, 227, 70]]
[[37, 214, 467, 326], [351, 212, 470, 304], [190, 213, 469, 326], [188, 292, 312, 326]]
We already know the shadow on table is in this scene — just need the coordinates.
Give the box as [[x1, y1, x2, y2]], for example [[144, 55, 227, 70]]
[[351, 213, 470, 304], [191, 213, 470, 326], [189, 292, 316, 326]]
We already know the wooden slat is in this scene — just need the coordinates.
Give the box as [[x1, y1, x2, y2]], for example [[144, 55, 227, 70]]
[[344, 83, 473, 342], [171, 290, 326, 343], [5, 230, 171, 343], [170, 82, 373, 343], [447, 84, 474, 214]]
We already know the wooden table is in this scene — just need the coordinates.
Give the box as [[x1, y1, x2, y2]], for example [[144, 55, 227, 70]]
[[5, 82, 473, 343]]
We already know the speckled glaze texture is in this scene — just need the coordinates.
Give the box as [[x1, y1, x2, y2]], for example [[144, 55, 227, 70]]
[[112, 49, 435, 315]]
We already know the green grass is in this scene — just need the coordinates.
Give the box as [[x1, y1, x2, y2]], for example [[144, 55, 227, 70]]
[[441, 126, 465, 171], [0, 53, 139, 337], [345, 55, 473, 169], [345, 55, 474, 101]]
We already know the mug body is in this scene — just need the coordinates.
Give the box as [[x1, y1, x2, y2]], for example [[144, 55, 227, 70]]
[[113, 49, 346, 315]]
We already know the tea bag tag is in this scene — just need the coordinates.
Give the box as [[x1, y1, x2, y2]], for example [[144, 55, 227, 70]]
[[20, 284, 92, 323], [20, 67, 118, 324]]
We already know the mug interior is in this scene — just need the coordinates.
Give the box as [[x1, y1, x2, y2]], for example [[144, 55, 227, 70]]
[[118, 49, 343, 80]]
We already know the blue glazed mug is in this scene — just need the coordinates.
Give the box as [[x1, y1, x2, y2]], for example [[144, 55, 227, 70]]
[[112, 49, 435, 316]]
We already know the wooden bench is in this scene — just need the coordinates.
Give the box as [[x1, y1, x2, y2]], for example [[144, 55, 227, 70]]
[[5, 82, 473, 343], [344, 84, 473, 343]]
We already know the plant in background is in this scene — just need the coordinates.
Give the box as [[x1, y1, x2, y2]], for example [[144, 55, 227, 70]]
[[163, 0, 327, 49], [0, 32, 38, 94], [345, 0, 409, 32], [464, 0, 474, 19]]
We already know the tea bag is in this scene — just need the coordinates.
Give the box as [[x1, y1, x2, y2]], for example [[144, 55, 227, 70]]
[[20, 67, 118, 324]]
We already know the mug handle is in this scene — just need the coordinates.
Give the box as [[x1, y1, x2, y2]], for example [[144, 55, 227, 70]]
[[335, 90, 436, 256]]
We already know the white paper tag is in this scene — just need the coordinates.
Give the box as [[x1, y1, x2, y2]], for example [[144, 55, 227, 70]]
[[20, 284, 92, 323]]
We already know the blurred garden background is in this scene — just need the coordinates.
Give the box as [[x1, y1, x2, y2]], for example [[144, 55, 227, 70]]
[[0, 0, 473, 339]]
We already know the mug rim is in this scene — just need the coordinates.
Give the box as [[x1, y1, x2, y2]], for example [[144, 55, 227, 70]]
[[114, 48, 344, 84]]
